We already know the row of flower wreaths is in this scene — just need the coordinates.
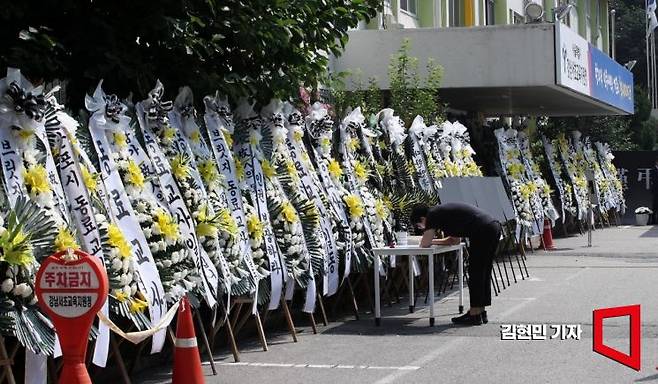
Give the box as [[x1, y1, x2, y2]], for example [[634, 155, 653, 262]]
[[495, 128, 625, 236], [0, 67, 624, 366]]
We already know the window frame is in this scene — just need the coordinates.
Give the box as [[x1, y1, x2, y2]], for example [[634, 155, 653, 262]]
[[400, 0, 418, 16]]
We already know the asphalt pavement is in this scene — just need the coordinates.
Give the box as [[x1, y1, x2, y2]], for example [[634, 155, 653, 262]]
[[139, 225, 658, 384]]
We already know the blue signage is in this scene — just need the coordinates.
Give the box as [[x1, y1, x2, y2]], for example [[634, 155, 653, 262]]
[[589, 46, 634, 114]]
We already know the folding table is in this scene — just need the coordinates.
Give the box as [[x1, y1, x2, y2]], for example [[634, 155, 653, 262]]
[[371, 244, 465, 326]]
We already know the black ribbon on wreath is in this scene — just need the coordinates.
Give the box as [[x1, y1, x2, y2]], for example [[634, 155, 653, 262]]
[[287, 110, 303, 127], [103, 94, 124, 124], [180, 103, 196, 120], [145, 83, 173, 127], [5, 81, 46, 121]]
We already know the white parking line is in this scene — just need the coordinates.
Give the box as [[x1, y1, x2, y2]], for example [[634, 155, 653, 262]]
[[373, 337, 466, 384], [204, 361, 420, 371]]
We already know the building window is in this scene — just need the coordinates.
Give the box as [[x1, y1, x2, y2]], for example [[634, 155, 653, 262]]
[[400, 0, 417, 15], [486, 0, 495, 25], [449, 0, 462, 26]]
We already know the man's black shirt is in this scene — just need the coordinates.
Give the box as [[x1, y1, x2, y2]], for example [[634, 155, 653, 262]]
[[425, 202, 496, 237]]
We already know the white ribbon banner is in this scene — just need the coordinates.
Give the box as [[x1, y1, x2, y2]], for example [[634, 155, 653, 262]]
[[286, 137, 339, 296], [235, 139, 285, 311], [88, 116, 167, 354], [204, 113, 262, 311], [137, 117, 218, 309]]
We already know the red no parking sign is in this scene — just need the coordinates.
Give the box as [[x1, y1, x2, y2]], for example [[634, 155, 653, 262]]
[[35, 249, 109, 384]]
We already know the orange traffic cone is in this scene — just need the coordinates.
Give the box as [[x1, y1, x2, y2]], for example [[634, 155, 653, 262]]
[[172, 296, 205, 384], [542, 219, 556, 250]]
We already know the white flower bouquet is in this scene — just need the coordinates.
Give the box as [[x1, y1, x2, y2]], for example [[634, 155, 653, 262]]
[[180, 123, 253, 297]]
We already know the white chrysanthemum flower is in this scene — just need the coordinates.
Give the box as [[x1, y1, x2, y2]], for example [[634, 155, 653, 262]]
[[1, 279, 14, 293], [111, 258, 123, 271], [13, 283, 28, 297]]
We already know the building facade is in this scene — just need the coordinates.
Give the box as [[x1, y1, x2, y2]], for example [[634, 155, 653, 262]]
[[362, 0, 609, 55], [334, 0, 632, 117]]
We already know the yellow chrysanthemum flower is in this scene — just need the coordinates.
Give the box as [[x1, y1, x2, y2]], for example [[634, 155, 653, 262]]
[[155, 209, 179, 242], [281, 201, 298, 223], [374, 199, 388, 220], [542, 184, 553, 197], [55, 227, 79, 252], [518, 181, 538, 200], [328, 159, 343, 179], [0, 229, 33, 266], [286, 160, 299, 182], [354, 161, 368, 182], [235, 158, 245, 180], [23, 165, 51, 195], [505, 149, 520, 162], [198, 159, 219, 185], [218, 208, 239, 237], [113, 131, 128, 148], [126, 160, 145, 189], [80, 164, 98, 192], [531, 162, 541, 175], [189, 130, 201, 143], [382, 196, 393, 210], [195, 204, 219, 238], [114, 290, 129, 302], [347, 137, 360, 152], [223, 131, 234, 148], [293, 130, 304, 142], [196, 221, 218, 238], [506, 163, 525, 180], [261, 159, 276, 179], [246, 214, 264, 240], [444, 160, 460, 177], [170, 155, 190, 180], [108, 223, 132, 259], [344, 194, 364, 218], [17, 129, 34, 141], [163, 127, 176, 142], [129, 298, 148, 313], [301, 152, 310, 165]]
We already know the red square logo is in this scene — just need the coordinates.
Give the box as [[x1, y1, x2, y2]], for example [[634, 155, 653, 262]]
[[592, 304, 641, 371]]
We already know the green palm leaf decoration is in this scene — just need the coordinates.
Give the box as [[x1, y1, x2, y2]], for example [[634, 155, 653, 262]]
[[267, 197, 313, 289], [9, 198, 58, 261], [9, 308, 56, 355], [257, 278, 271, 307], [277, 171, 325, 276], [0, 197, 59, 353]]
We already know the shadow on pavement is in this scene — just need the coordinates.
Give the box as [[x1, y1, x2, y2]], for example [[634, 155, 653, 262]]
[[322, 317, 457, 336], [635, 373, 658, 382], [639, 226, 658, 238]]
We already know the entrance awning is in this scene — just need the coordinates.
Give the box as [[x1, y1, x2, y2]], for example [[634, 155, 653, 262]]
[[331, 24, 634, 116]]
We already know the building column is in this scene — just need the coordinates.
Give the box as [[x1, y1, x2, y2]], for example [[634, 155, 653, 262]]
[[418, 0, 436, 27], [577, 0, 587, 38], [494, 0, 508, 24], [601, 0, 610, 54], [465, 0, 475, 26]]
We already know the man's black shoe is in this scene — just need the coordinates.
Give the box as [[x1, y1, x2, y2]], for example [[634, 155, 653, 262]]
[[451, 312, 483, 326], [482, 311, 488, 324]]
